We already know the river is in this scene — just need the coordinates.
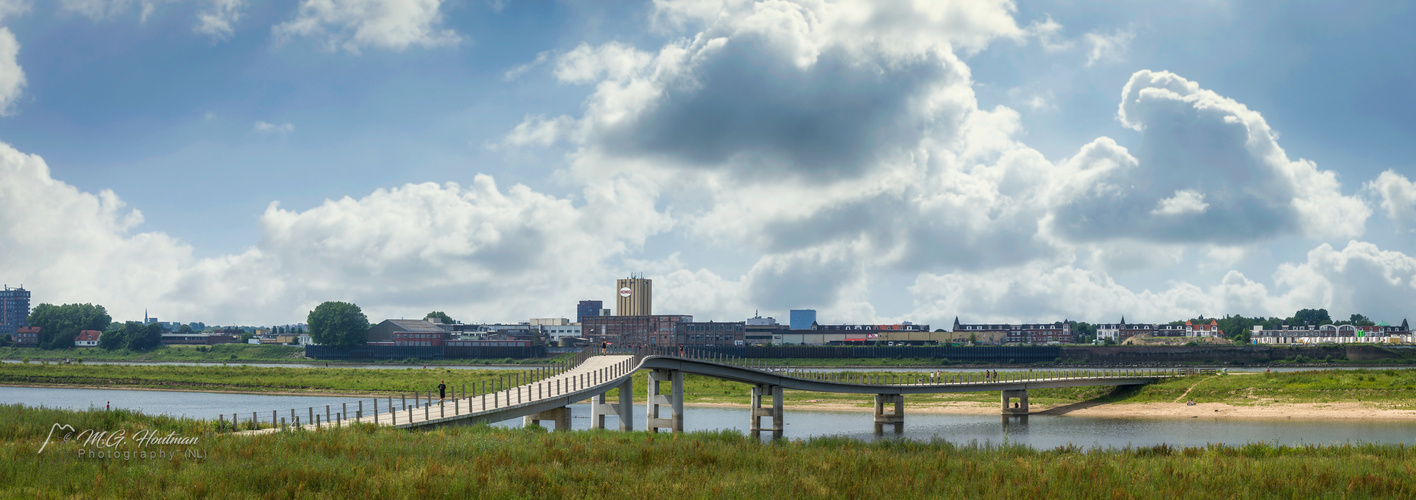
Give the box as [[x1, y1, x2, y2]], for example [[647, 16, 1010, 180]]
[[2, 386, 1410, 448]]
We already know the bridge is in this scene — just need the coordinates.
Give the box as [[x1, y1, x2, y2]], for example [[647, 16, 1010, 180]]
[[232, 347, 1189, 436]]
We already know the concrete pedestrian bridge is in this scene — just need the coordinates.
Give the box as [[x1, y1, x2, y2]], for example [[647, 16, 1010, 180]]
[[234, 348, 1190, 436]]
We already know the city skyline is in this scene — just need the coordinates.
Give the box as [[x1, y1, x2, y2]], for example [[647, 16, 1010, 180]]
[[1, 1, 1414, 326]]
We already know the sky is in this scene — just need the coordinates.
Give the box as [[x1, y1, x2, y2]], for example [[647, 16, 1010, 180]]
[[1, 0, 1414, 328]]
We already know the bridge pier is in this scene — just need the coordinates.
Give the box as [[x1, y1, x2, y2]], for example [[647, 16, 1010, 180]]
[[873, 394, 904, 435], [523, 407, 572, 431], [750, 384, 783, 438], [646, 369, 683, 433], [591, 378, 634, 431], [1001, 389, 1029, 415]]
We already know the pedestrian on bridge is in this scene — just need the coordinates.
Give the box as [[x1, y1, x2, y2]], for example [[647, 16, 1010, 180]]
[[438, 380, 447, 403]]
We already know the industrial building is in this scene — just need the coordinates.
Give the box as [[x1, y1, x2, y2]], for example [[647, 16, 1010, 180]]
[[615, 276, 652, 316], [582, 314, 692, 346]]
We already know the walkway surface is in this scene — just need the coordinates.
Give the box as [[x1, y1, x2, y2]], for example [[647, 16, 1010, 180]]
[[237, 350, 1187, 434]]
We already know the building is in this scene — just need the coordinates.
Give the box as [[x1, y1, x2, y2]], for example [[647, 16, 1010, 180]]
[[615, 276, 652, 316], [74, 330, 101, 347], [789, 309, 817, 330], [777, 323, 933, 345], [952, 317, 1073, 344], [1096, 318, 1189, 342], [393, 329, 449, 347], [1250, 320, 1411, 344], [745, 315, 787, 345], [529, 318, 570, 326], [13, 326, 39, 347], [541, 324, 582, 342], [367, 319, 450, 343], [583, 314, 691, 346], [1094, 319, 1224, 342], [673, 321, 746, 346], [576, 300, 605, 323], [161, 333, 239, 345], [1, 285, 30, 338]]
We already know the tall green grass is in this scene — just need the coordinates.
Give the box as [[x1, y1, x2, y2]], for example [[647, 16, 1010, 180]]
[[2, 404, 1411, 499]]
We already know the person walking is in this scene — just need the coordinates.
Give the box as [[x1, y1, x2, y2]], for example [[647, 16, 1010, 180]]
[[438, 380, 447, 403]]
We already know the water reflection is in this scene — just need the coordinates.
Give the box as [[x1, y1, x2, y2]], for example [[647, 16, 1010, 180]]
[[3, 386, 1412, 449]]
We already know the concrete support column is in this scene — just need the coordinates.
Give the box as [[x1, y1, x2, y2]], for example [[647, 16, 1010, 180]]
[[749, 384, 784, 438], [646, 369, 683, 433], [591, 378, 634, 431], [523, 406, 573, 431], [1001, 389, 1029, 415], [873, 394, 904, 435]]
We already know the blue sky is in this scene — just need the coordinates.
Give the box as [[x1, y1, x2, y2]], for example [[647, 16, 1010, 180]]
[[1, 0, 1414, 328]]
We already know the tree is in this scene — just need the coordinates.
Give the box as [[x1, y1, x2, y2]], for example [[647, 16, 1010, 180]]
[[27, 303, 112, 350], [308, 301, 370, 350], [1288, 308, 1332, 326], [0, 334, 11, 348], [425, 311, 455, 325], [126, 322, 163, 351], [178, 324, 194, 334], [1346, 314, 1375, 326], [99, 328, 127, 350]]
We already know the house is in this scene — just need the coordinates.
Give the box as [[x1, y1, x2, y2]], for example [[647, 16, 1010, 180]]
[[14, 326, 39, 347], [74, 330, 101, 347]]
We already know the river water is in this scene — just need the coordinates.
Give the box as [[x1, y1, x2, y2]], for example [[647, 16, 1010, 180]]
[[2, 386, 1411, 448]]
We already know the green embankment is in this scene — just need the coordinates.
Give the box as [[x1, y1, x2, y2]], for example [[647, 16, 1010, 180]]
[[1, 404, 1411, 499], [4, 364, 1415, 409], [0, 345, 304, 363]]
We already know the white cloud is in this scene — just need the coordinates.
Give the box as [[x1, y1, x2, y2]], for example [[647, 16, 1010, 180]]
[[0, 27, 23, 116], [60, 0, 176, 22], [1366, 170, 1416, 232], [503, 50, 549, 81], [1151, 189, 1209, 216], [274, 0, 461, 54], [0, 0, 29, 23], [253, 121, 294, 135], [1025, 16, 1072, 52], [0, 139, 676, 323], [1083, 28, 1134, 66], [1050, 70, 1369, 243], [0, 141, 193, 321], [500, 114, 573, 148], [195, 0, 245, 40], [909, 239, 1416, 325]]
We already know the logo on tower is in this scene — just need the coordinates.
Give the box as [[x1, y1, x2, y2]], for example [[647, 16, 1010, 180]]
[[619, 287, 632, 298]]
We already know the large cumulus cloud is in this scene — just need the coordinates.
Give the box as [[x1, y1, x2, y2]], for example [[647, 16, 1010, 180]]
[[503, 2, 1385, 321], [1050, 70, 1369, 244], [0, 140, 670, 323]]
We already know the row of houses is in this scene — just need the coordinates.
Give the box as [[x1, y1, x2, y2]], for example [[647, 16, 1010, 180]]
[[1250, 320, 1413, 344]]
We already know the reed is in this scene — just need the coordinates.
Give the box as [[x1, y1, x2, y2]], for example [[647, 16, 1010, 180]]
[[3, 404, 1411, 499]]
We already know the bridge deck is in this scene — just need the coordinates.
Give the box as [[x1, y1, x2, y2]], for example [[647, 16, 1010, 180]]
[[237, 352, 1187, 434]]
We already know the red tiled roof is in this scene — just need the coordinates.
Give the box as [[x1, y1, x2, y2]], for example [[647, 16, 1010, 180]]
[[17, 326, 40, 333], [76, 330, 101, 342]]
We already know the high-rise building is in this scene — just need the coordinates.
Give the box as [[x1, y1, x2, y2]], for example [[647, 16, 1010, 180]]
[[789, 309, 817, 330], [0, 285, 30, 338], [615, 276, 652, 316], [576, 300, 603, 323]]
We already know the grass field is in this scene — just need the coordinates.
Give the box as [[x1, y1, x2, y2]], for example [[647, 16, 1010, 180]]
[[0, 345, 575, 366], [2, 404, 1412, 499], [0, 344, 305, 363]]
